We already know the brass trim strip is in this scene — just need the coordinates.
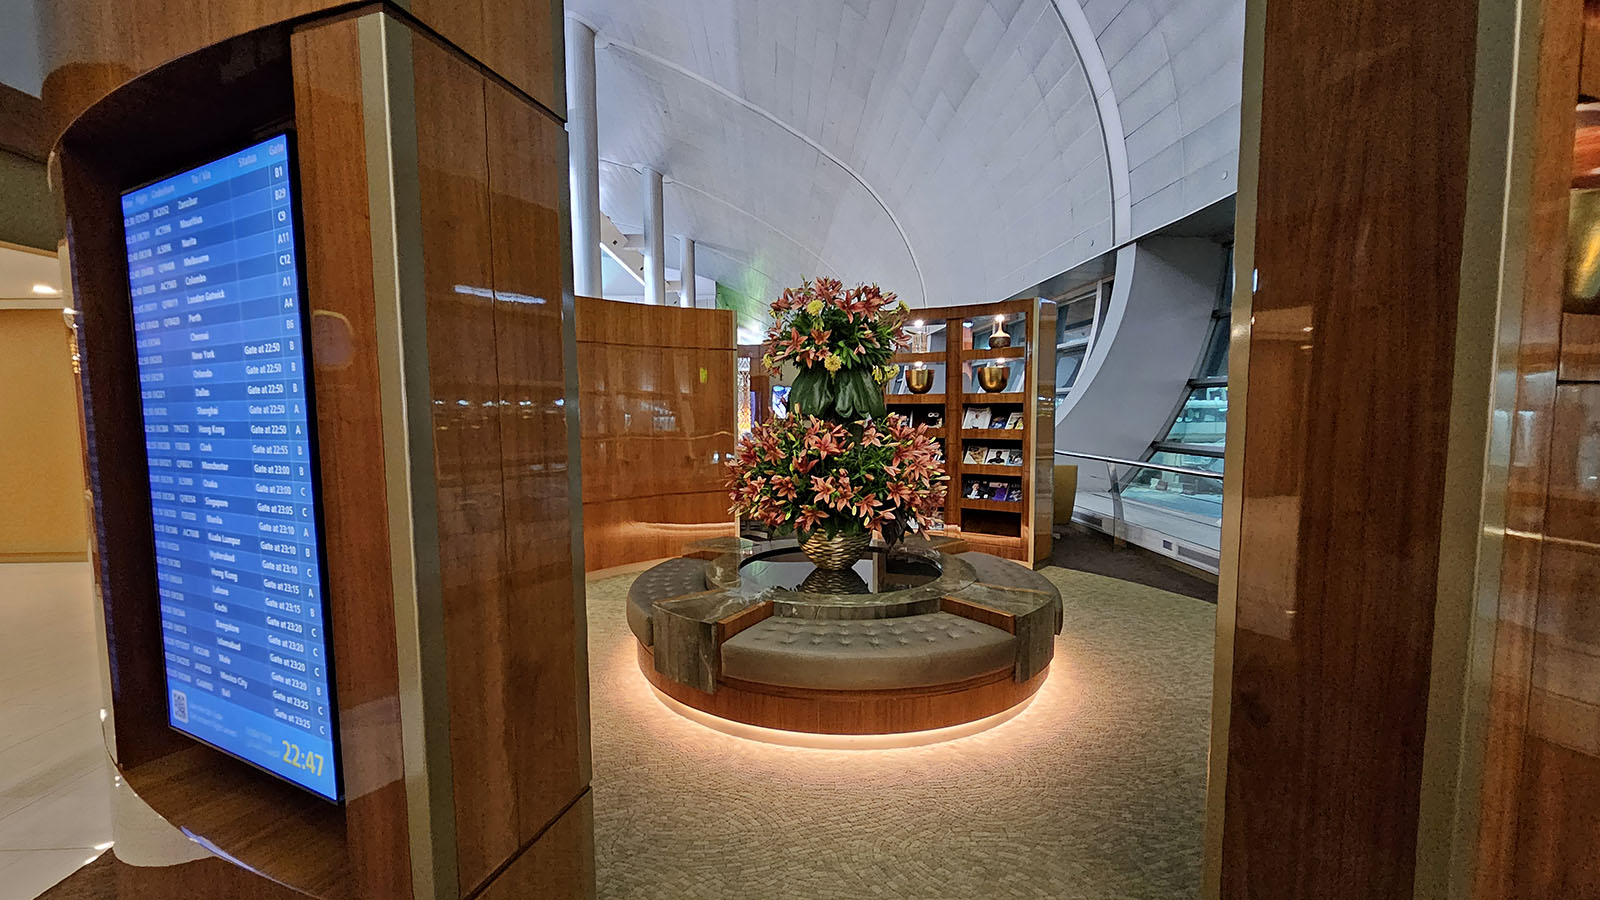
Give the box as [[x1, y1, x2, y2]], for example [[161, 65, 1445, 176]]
[[358, 12, 459, 900], [555, 97, 596, 795], [1199, 0, 1264, 890]]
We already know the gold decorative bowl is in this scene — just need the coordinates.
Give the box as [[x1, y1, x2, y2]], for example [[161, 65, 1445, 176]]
[[989, 331, 1012, 349], [976, 363, 1010, 393], [905, 367, 934, 394]]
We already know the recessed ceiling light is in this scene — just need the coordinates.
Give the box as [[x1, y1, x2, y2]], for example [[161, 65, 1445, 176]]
[[32, 283, 60, 295]]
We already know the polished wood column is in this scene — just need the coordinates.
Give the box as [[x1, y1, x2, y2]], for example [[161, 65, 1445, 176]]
[[1221, 0, 1478, 895], [45, 3, 588, 899]]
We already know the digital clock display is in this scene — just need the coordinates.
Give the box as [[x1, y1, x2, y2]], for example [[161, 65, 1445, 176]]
[[122, 134, 341, 801]]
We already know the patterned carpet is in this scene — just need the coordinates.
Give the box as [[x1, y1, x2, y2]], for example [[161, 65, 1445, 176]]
[[586, 566, 1215, 900]]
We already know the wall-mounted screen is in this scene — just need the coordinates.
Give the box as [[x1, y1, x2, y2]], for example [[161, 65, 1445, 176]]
[[122, 133, 340, 801]]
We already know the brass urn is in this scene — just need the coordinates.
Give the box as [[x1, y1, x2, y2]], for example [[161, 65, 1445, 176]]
[[976, 363, 1011, 393], [905, 366, 934, 394], [988, 331, 1012, 349]]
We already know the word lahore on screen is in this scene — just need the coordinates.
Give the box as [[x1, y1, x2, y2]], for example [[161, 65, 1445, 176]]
[[122, 133, 339, 801]]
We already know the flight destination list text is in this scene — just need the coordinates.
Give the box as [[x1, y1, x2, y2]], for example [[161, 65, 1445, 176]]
[[122, 134, 338, 800]]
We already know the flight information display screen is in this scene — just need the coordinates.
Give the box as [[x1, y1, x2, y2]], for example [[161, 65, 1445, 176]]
[[122, 133, 340, 801]]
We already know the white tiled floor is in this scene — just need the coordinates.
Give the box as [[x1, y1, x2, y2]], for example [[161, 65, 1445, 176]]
[[0, 563, 113, 900]]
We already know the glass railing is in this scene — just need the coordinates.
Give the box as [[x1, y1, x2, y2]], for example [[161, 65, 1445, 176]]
[[1055, 449, 1224, 570]]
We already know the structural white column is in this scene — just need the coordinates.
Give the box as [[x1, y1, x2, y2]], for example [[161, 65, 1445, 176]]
[[565, 19, 602, 298], [641, 167, 665, 305], [677, 236, 696, 307]]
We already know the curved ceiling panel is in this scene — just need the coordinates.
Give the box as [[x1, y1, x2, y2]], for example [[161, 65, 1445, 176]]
[[594, 45, 920, 306], [573, 0, 1116, 313]]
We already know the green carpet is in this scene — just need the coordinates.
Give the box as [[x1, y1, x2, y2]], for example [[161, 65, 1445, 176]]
[[586, 566, 1215, 899]]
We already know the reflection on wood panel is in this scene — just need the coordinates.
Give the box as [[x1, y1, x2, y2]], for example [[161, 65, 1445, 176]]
[[412, 36, 523, 894], [292, 18, 413, 900], [483, 75, 587, 853], [577, 298, 736, 571], [477, 793, 596, 900], [1561, 313, 1600, 380], [37, 0, 562, 146], [1224, 0, 1477, 891], [1473, 0, 1600, 893]]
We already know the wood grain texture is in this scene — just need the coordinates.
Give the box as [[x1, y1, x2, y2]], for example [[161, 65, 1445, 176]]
[[476, 793, 596, 900], [0, 81, 48, 161], [118, 746, 350, 896], [638, 642, 1047, 735], [1472, 0, 1585, 893], [483, 73, 588, 861], [291, 18, 413, 900], [411, 36, 525, 894], [37, 0, 562, 148], [1560, 312, 1600, 381], [576, 297, 737, 571], [1224, 0, 1478, 894]]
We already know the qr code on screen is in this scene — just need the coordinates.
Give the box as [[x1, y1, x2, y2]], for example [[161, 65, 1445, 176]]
[[171, 689, 189, 723]]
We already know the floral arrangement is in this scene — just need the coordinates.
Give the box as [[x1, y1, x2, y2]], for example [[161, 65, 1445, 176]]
[[727, 413, 947, 541], [761, 277, 911, 421]]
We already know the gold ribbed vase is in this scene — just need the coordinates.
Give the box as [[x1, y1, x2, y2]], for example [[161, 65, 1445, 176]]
[[796, 529, 871, 571]]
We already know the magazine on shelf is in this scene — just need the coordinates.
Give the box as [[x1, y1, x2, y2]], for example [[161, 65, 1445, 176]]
[[964, 481, 988, 500], [961, 407, 991, 429], [989, 414, 1009, 429], [1005, 411, 1025, 429], [988, 481, 1011, 502], [921, 409, 944, 428], [963, 446, 986, 465], [1003, 448, 1024, 466], [985, 447, 1009, 465]]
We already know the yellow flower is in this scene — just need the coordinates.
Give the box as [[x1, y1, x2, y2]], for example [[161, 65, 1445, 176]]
[[806, 298, 825, 316], [761, 353, 775, 371], [896, 300, 909, 313], [872, 366, 889, 384], [824, 353, 844, 373], [881, 364, 898, 382]]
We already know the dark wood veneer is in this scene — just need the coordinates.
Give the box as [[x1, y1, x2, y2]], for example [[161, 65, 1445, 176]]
[[1223, 0, 1478, 894]]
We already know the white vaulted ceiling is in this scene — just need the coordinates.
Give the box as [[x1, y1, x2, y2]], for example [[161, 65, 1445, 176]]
[[572, 0, 1242, 314]]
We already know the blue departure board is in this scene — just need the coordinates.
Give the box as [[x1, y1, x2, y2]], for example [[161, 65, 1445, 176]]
[[122, 133, 340, 801]]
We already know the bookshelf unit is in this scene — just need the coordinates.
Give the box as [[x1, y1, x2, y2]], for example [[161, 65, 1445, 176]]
[[886, 298, 1056, 566]]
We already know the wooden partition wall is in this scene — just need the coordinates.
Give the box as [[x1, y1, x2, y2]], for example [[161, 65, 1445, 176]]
[[44, 4, 591, 900], [1468, 1, 1600, 895], [576, 297, 736, 571]]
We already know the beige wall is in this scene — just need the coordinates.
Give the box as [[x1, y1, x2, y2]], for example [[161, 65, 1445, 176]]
[[0, 308, 87, 560]]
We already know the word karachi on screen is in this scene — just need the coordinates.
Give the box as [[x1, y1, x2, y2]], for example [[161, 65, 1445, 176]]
[[122, 133, 341, 801]]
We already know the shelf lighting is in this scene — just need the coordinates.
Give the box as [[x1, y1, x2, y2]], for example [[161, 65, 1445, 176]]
[[32, 283, 60, 295]]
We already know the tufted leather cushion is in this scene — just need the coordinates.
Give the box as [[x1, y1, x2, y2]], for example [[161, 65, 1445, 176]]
[[626, 557, 711, 646], [720, 611, 1015, 690]]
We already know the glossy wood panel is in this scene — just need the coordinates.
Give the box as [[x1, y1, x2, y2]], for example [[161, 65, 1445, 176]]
[[483, 71, 588, 863], [584, 492, 738, 571], [38, 0, 561, 148], [637, 642, 1047, 735], [477, 793, 596, 900], [411, 0, 561, 115], [411, 37, 523, 894], [0, 81, 48, 162], [1223, 0, 1477, 894], [291, 18, 414, 900], [1560, 312, 1600, 381], [576, 297, 737, 570], [1472, 0, 1586, 893]]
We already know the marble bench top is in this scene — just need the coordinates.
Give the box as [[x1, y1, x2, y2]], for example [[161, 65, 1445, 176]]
[[629, 539, 1062, 694]]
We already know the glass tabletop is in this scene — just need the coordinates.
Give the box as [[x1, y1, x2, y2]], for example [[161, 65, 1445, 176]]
[[736, 546, 943, 595]]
